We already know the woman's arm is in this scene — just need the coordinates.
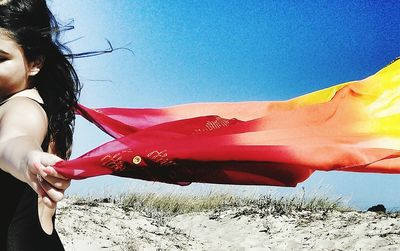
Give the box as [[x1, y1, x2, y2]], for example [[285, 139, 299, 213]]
[[0, 97, 70, 208]]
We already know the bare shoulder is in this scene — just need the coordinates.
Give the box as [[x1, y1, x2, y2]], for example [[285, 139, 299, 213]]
[[0, 96, 47, 120], [0, 97, 48, 142]]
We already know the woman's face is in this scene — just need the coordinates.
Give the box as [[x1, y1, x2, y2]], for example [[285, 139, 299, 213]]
[[0, 33, 38, 97]]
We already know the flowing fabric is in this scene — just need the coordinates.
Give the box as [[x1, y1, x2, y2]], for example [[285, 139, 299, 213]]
[[54, 58, 400, 187]]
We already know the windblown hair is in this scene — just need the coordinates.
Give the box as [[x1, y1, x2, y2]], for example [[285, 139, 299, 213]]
[[0, 0, 80, 159]]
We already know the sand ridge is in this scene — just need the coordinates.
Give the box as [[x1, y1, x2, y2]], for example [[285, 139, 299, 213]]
[[56, 197, 400, 251]]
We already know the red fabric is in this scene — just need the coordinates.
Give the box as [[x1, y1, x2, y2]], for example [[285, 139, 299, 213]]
[[56, 104, 314, 186]]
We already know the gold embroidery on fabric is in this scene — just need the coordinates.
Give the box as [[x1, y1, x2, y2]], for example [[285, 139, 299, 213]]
[[100, 150, 134, 171], [147, 150, 176, 166], [194, 117, 231, 134]]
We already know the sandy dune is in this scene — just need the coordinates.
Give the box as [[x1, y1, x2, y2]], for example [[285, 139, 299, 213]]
[[56, 197, 400, 251]]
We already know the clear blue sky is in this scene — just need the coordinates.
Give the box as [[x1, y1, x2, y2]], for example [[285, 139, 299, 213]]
[[50, 1, 400, 210]]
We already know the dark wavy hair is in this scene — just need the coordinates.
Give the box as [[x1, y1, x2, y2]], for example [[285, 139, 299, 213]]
[[0, 0, 80, 159]]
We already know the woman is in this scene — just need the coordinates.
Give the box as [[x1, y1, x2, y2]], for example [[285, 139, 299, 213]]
[[0, 0, 79, 249]]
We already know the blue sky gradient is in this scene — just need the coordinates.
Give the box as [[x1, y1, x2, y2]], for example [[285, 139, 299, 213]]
[[50, 1, 400, 210]]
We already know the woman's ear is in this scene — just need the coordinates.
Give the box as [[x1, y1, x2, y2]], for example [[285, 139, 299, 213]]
[[28, 57, 45, 77]]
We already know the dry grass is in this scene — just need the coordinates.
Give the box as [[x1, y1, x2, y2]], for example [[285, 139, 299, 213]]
[[118, 191, 349, 218], [63, 191, 349, 226]]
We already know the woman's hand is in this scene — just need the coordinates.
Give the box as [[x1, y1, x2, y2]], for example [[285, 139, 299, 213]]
[[25, 150, 71, 208]]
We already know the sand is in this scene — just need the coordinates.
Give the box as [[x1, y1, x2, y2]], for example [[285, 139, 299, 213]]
[[56, 197, 400, 251]]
